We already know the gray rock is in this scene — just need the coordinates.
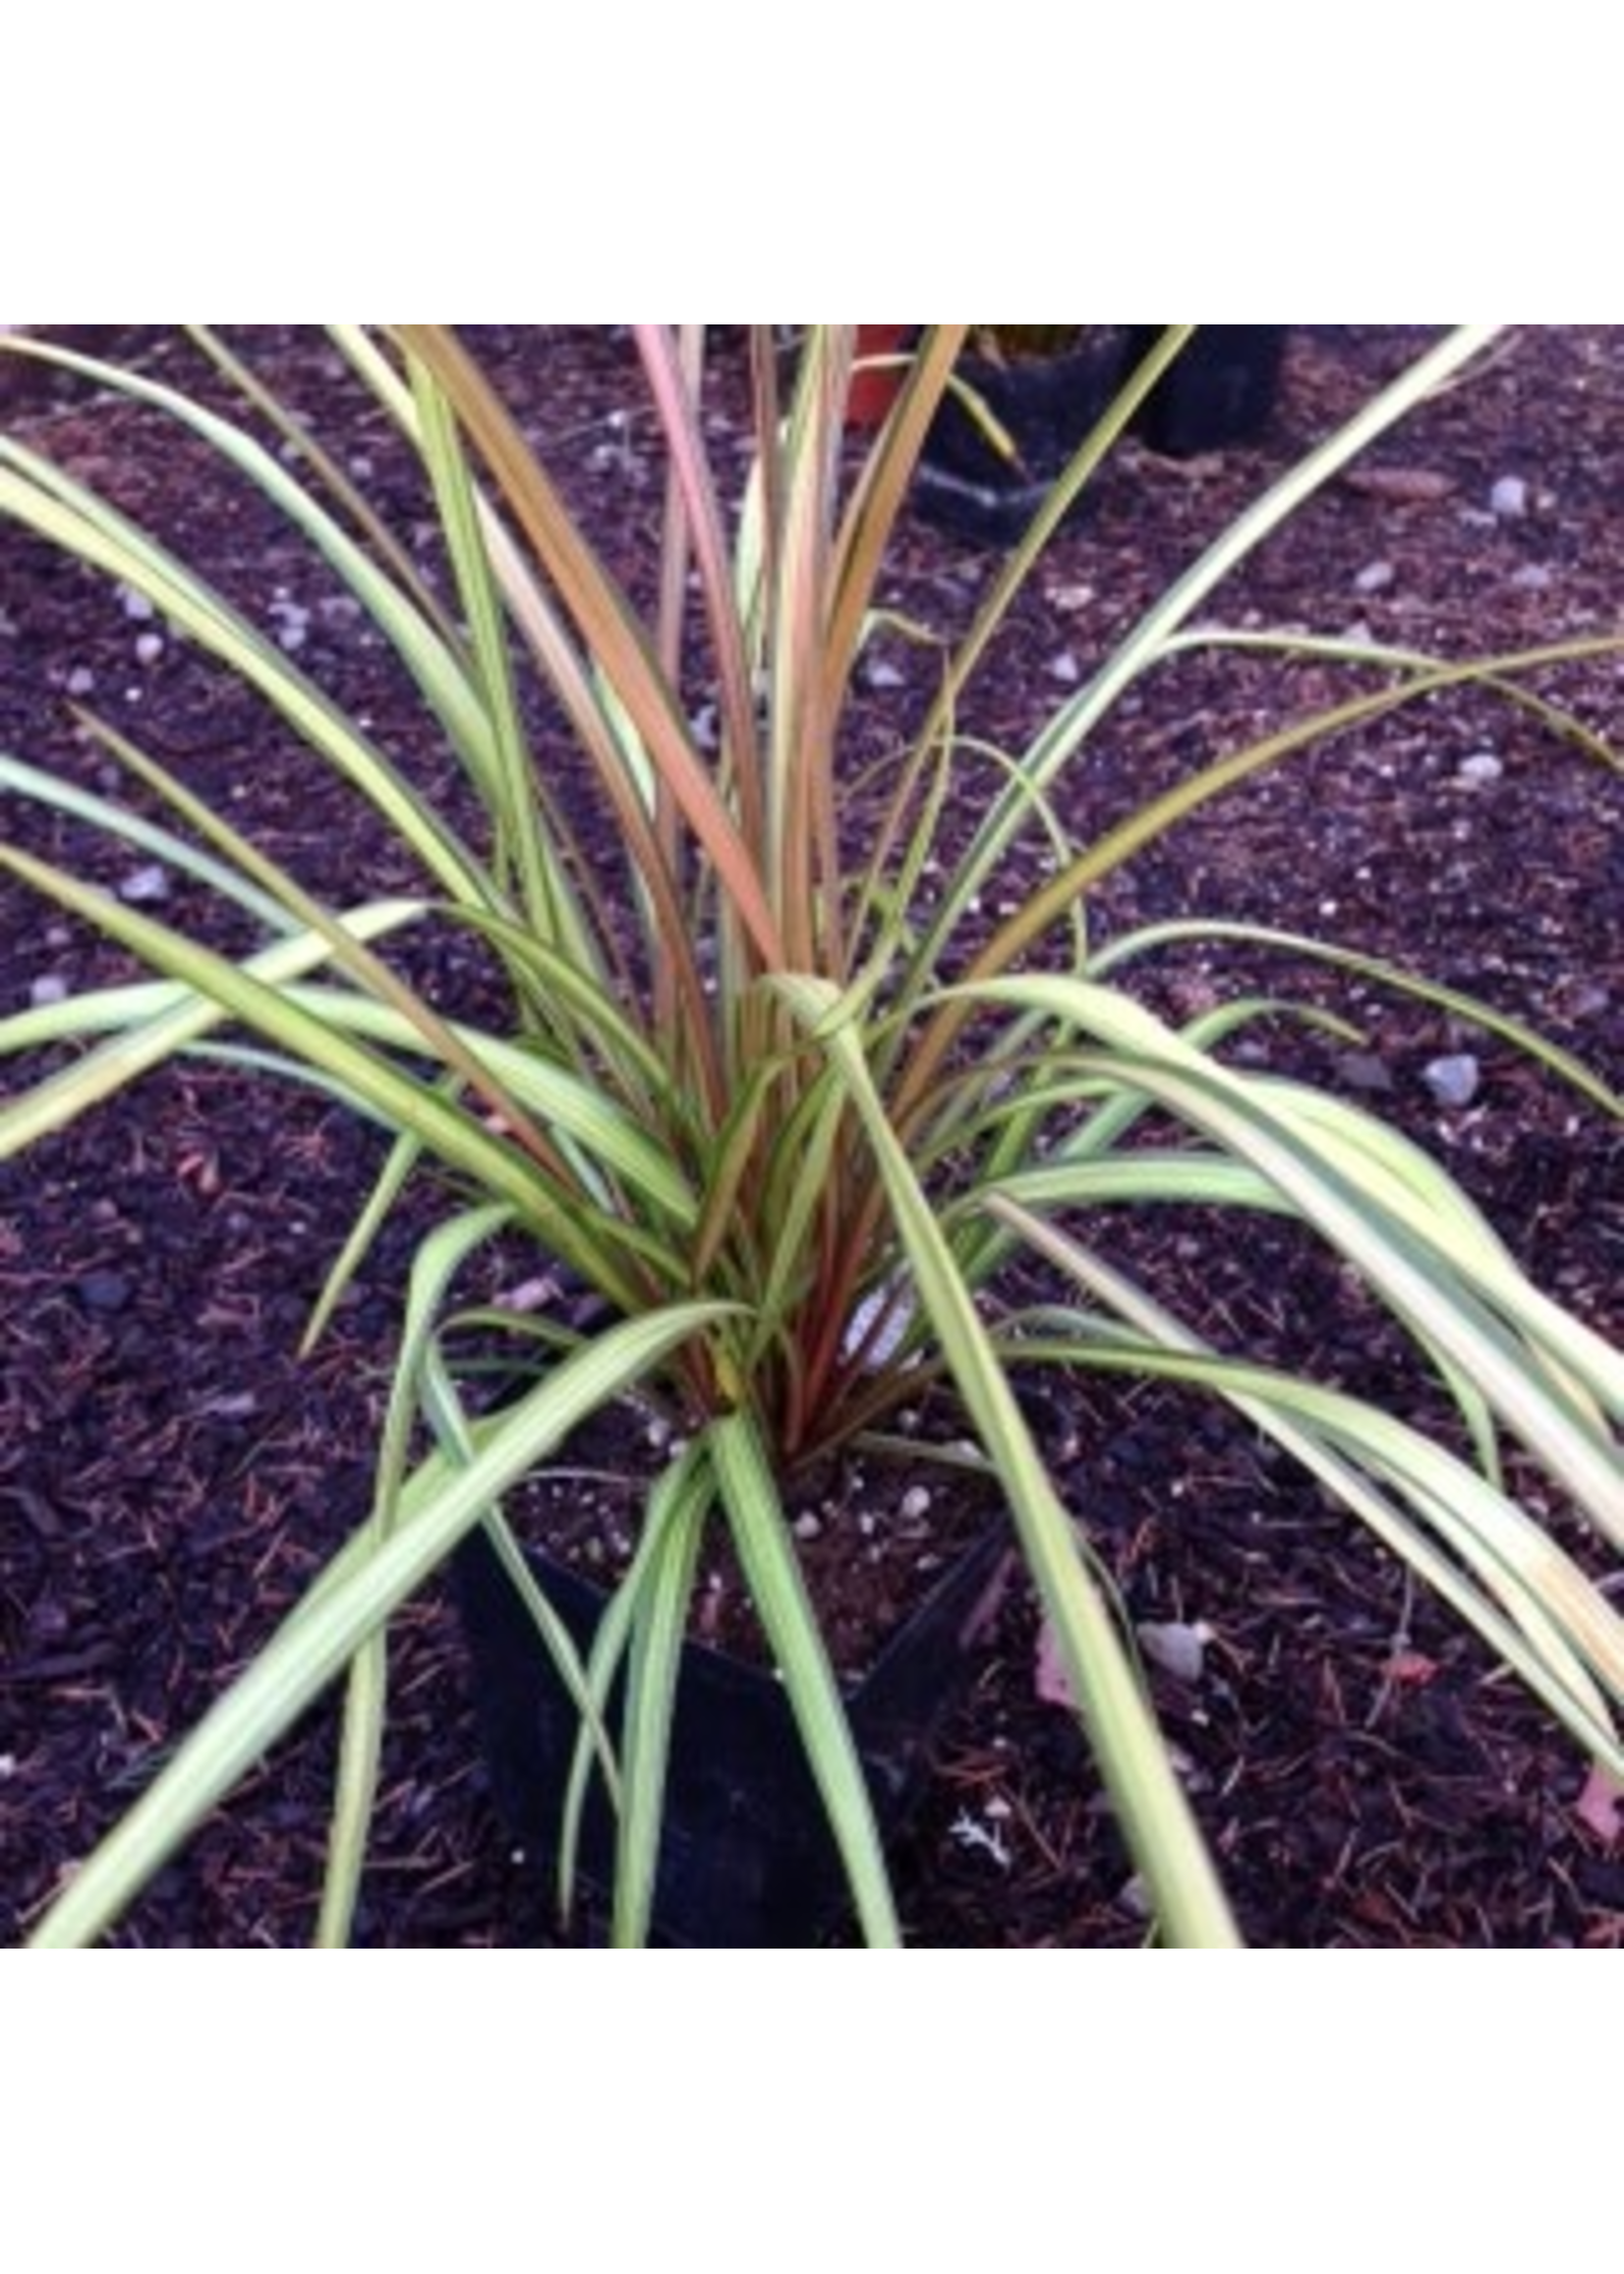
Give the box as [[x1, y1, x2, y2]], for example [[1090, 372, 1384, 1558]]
[[1333, 1050, 1395, 1094], [1456, 751, 1504, 787], [1489, 474, 1530, 519], [134, 631, 164, 667], [1423, 1053, 1481, 1109], [77, 1269, 133, 1313], [65, 665, 97, 697], [1137, 1620, 1208, 1684], [1118, 1873, 1155, 1921], [118, 863, 171, 904], [1354, 558, 1396, 595]]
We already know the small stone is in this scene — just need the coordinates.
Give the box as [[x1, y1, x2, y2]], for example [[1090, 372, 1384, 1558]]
[[1456, 751, 1503, 787], [77, 1269, 133, 1313], [899, 1486, 933, 1523], [201, 1392, 259, 1422], [1118, 1873, 1154, 1921], [1510, 562, 1554, 593], [1423, 1053, 1481, 1109], [865, 659, 906, 691], [1137, 1620, 1208, 1685], [1333, 1050, 1395, 1094], [65, 665, 97, 697], [118, 863, 171, 904], [269, 599, 312, 653], [1489, 474, 1529, 519], [29, 973, 70, 1007], [494, 1275, 560, 1315], [134, 631, 164, 667], [792, 1512, 824, 1543], [1048, 580, 1095, 612], [117, 585, 156, 622], [1353, 558, 1396, 595], [1048, 650, 1081, 684]]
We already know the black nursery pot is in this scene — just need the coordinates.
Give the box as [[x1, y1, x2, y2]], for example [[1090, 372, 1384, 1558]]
[[453, 1518, 1006, 1948], [912, 334, 1117, 547], [1119, 324, 1287, 457], [912, 325, 1289, 546]]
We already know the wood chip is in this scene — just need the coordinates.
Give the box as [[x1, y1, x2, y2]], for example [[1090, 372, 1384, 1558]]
[[1341, 465, 1457, 504]]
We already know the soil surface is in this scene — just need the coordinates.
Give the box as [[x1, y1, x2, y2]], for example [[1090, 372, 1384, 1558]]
[[2, 326, 1621, 1946]]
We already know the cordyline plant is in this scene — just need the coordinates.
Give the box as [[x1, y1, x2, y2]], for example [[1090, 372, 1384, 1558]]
[[2, 324, 1622, 1949]]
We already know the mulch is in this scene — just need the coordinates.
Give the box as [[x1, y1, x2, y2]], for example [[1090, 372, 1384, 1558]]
[[1, 325, 1621, 1946]]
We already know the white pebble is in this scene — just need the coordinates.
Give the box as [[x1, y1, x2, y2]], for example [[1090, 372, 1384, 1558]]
[[29, 973, 71, 1007], [1354, 559, 1396, 596], [65, 665, 96, 696], [266, 598, 312, 654], [1489, 474, 1529, 519], [134, 631, 165, 668], [1118, 1874, 1154, 1921], [1137, 1620, 1208, 1684], [899, 1486, 932, 1523], [1423, 1053, 1480, 1109], [1048, 650, 1081, 684], [1456, 751, 1503, 787], [118, 863, 172, 904], [117, 585, 156, 622]]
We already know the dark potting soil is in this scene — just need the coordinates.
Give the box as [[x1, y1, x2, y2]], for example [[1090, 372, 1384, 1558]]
[[2, 326, 1622, 1946], [485, 1398, 1002, 1679]]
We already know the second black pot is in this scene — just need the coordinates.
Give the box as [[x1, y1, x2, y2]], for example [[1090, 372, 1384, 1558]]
[[912, 334, 1118, 545], [1118, 324, 1287, 456]]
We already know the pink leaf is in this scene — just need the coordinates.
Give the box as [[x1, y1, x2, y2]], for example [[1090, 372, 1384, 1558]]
[[1575, 1763, 1624, 1846], [1034, 1619, 1075, 1711]]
